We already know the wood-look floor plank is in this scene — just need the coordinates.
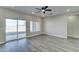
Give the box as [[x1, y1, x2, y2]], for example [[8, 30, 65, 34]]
[[0, 35, 79, 52]]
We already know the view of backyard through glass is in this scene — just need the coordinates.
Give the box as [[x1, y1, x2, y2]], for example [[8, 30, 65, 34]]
[[6, 19, 26, 41]]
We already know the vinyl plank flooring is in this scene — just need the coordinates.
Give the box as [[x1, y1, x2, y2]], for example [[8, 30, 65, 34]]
[[0, 35, 79, 52]]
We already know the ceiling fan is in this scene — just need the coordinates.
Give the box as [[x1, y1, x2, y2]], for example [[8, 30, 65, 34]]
[[35, 6, 52, 14]]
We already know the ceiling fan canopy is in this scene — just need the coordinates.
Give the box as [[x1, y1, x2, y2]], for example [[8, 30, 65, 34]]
[[35, 6, 52, 14]]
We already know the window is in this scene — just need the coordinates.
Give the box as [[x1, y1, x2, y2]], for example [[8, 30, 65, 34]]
[[6, 19, 26, 41], [30, 21, 40, 32]]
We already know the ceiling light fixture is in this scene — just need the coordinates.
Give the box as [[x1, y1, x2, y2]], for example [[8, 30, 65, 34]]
[[42, 10, 45, 12]]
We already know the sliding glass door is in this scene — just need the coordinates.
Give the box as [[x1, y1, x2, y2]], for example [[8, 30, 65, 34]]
[[18, 20, 26, 38], [6, 19, 17, 41], [6, 19, 26, 41]]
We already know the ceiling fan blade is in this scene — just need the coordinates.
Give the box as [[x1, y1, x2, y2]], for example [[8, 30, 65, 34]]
[[42, 7, 44, 9], [42, 6, 48, 9], [44, 6, 48, 9], [45, 9, 52, 11], [35, 8, 41, 10]]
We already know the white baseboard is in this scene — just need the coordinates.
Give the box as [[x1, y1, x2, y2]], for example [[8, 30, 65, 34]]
[[68, 35, 79, 38], [44, 33, 67, 39], [26, 33, 42, 37]]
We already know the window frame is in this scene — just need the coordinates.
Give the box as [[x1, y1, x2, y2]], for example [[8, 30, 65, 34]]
[[30, 20, 41, 32]]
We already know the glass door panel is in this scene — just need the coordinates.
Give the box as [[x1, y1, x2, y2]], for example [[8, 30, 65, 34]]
[[6, 19, 17, 41], [18, 20, 26, 38]]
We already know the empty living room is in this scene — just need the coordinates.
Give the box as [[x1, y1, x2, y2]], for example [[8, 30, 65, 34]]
[[0, 6, 79, 52]]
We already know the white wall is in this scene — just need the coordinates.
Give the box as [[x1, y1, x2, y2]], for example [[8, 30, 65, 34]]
[[43, 15, 67, 38], [67, 15, 79, 38], [0, 17, 5, 43], [0, 7, 42, 44]]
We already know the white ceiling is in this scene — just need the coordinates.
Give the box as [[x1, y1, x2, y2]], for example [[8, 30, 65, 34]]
[[2, 6, 79, 17]]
